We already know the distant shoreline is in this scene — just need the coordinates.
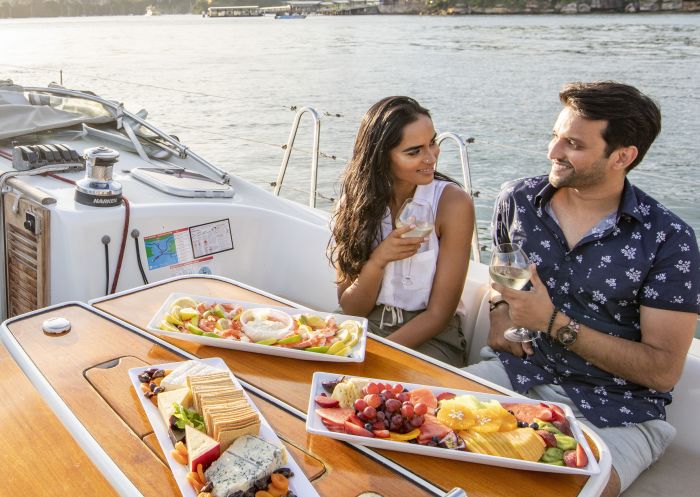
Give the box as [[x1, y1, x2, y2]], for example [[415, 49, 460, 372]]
[[2, 0, 700, 20], [2, 11, 700, 20]]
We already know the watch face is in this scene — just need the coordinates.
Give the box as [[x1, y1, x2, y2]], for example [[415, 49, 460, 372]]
[[557, 325, 577, 346]]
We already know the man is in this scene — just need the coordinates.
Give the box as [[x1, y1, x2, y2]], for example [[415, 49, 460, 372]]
[[466, 81, 699, 496]]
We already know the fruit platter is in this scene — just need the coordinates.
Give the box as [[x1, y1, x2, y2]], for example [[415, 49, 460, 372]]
[[129, 357, 318, 497], [146, 293, 367, 362], [305, 372, 600, 475]]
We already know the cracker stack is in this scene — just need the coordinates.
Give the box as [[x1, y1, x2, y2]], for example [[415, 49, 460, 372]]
[[188, 372, 260, 451]]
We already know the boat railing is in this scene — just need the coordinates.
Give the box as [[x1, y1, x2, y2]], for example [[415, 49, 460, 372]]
[[437, 131, 480, 264], [22, 86, 231, 185], [273, 106, 321, 208]]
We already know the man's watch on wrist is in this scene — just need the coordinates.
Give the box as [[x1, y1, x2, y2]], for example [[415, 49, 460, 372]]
[[556, 318, 580, 347]]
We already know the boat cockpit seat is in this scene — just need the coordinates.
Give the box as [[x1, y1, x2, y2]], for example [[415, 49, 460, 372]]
[[621, 351, 700, 496], [457, 262, 491, 367]]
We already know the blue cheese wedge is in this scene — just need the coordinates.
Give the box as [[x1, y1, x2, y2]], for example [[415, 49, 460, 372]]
[[229, 434, 287, 471], [160, 361, 224, 391], [204, 435, 287, 497]]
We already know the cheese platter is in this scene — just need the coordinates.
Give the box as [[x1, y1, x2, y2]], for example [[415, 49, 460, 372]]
[[129, 357, 319, 497]]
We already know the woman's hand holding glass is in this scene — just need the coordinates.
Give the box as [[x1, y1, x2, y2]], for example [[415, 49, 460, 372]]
[[395, 198, 434, 286], [368, 222, 426, 270]]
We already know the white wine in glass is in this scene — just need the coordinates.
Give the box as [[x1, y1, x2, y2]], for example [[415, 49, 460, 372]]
[[396, 198, 434, 286], [489, 243, 535, 342]]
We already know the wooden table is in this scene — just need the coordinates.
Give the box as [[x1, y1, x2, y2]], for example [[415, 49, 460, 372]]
[[1, 275, 607, 497]]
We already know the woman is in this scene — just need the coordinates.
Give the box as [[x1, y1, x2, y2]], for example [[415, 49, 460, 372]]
[[330, 96, 475, 367]]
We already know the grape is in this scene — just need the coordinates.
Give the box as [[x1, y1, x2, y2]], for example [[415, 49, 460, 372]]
[[381, 389, 395, 400], [357, 412, 367, 422], [375, 411, 386, 422], [391, 383, 404, 395], [365, 394, 381, 409], [413, 402, 428, 416], [366, 382, 380, 395], [401, 402, 414, 418], [395, 392, 409, 403], [354, 398, 368, 412], [410, 415, 424, 427], [364, 423, 373, 431], [363, 406, 377, 419], [384, 399, 401, 413]]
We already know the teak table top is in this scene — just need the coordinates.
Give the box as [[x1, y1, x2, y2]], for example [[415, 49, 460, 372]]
[[1, 275, 602, 497]]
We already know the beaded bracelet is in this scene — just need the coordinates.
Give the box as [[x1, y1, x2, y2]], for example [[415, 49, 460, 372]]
[[546, 307, 559, 337]]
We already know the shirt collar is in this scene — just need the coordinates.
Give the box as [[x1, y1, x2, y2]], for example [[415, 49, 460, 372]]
[[534, 177, 643, 224]]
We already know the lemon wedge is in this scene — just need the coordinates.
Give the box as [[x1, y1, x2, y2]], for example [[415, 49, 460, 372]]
[[171, 297, 198, 309], [159, 320, 179, 333], [179, 307, 199, 320]]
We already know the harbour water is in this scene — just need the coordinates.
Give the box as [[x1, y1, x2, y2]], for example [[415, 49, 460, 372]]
[[1, 13, 699, 243]]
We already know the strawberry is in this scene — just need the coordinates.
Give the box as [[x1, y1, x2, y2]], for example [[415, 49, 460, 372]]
[[576, 443, 588, 467], [436, 392, 456, 402], [347, 413, 364, 427], [563, 450, 577, 468], [372, 429, 390, 439], [344, 421, 374, 437]]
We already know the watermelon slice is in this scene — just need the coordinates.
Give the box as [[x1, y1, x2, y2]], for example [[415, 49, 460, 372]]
[[502, 403, 554, 423], [417, 414, 452, 444], [409, 388, 438, 415], [316, 407, 354, 426]]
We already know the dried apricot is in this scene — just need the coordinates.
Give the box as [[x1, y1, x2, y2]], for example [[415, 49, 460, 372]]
[[171, 449, 187, 466], [197, 463, 205, 484], [270, 473, 289, 493], [186, 472, 203, 492], [175, 441, 188, 456]]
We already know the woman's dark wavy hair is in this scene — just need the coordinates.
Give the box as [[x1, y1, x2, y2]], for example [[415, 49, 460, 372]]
[[329, 96, 456, 284], [559, 81, 661, 171]]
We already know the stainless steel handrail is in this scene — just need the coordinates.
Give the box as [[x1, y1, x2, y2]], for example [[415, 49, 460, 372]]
[[437, 132, 480, 264], [23, 86, 231, 185], [273, 106, 321, 208]]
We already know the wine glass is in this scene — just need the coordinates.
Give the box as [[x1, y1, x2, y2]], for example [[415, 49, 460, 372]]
[[396, 198, 434, 286], [489, 243, 534, 342]]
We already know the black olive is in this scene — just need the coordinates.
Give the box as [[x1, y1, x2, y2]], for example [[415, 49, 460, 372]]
[[137, 373, 151, 383], [151, 369, 165, 378]]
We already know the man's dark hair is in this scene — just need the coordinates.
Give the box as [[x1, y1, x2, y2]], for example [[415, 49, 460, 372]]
[[559, 81, 661, 171]]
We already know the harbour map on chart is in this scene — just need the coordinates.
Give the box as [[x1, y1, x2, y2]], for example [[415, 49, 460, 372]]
[[144, 228, 195, 270]]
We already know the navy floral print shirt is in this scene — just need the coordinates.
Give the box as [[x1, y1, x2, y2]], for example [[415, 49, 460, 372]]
[[492, 175, 700, 428]]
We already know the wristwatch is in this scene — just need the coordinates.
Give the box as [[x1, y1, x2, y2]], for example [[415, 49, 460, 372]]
[[556, 318, 580, 347]]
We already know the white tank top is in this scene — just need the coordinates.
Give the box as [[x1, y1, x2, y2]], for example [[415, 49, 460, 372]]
[[376, 180, 449, 311]]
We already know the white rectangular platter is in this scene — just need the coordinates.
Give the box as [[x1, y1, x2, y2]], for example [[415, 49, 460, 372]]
[[146, 292, 368, 363], [306, 372, 600, 476], [129, 357, 319, 497]]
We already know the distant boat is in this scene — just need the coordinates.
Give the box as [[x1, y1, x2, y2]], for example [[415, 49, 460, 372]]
[[145, 5, 160, 16], [275, 12, 306, 19]]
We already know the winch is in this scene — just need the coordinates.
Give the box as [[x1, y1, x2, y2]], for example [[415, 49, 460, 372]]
[[74, 146, 123, 207]]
